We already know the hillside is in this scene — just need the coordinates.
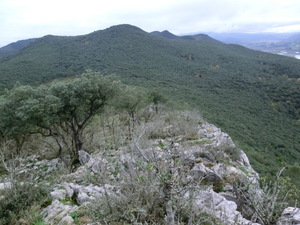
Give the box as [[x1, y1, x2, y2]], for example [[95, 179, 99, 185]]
[[0, 38, 37, 56], [0, 24, 299, 176]]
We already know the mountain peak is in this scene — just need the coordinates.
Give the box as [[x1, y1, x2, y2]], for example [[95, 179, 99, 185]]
[[103, 24, 146, 34], [151, 30, 178, 39], [181, 33, 221, 43]]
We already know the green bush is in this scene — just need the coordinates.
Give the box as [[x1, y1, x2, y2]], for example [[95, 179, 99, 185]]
[[0, 182, 51, 225]]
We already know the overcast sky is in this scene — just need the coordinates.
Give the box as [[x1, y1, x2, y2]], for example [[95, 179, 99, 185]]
[[1, 0, 300, 47]]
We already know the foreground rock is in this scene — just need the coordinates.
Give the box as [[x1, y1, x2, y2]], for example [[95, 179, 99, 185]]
[[58, 121, 263, 224], [0, 112, 286, 224], [50, 182, 117, 204], [43, 200, 78, 225], [277, 207, 300, 225], [190, 188, 260, 225]]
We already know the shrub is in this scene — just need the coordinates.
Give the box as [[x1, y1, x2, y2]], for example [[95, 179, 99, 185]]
[[234, 168, 288, 224], [0, 181, 51, 225]]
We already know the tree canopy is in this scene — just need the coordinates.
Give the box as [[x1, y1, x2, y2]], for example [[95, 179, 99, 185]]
[[0, 71, 120, 162]]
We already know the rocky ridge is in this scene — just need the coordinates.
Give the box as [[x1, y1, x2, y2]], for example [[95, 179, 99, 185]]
[[0, 113, 298, 224]]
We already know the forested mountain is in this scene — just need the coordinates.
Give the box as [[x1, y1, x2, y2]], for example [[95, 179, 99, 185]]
[[0, 24, 299, 176], [0, 38, 37, 56]]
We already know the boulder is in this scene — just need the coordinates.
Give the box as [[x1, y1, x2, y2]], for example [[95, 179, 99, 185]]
[[77, 150, 108, 174], [78, 150, 91, 165]]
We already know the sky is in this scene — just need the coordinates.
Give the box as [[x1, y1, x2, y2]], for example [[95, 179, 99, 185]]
[[1, 0, 300, 47]]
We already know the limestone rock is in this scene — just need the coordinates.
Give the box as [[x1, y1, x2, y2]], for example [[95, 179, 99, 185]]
[[10, 156, 62, 178], [50, 182, 117, 205], [198, 123, 235, 148], [42, 200, 77, 225], [77, 150, 108, 174], [190, 189, 261, 225], [50, 188, 67, 200], [78, 150, 91, 165], [58, 215, 75, 225], [277, 207, 300, 225], [0, 182, 11, 190]]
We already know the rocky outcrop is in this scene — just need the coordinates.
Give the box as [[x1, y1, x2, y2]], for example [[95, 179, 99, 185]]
[[4, 155, 62, 179], [190, 188, 260, 225], [50, 182, 117, 204], [42, 200, 78, 225], [277, 207, 300, 225], [78, 150, 108, 174], [64, 122, 263, 224], [0, 116, 285, 224]]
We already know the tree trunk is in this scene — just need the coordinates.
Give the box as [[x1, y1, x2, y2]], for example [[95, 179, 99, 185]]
[[50, 132, 69, 167]]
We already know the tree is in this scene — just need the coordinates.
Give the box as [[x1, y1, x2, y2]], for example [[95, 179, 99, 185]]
[[115, 85, 149, 137], [47, 72, 119, 160], [0, 71, 119, 165], [150, 89, 166, 113], [0, 85, 38, 154]]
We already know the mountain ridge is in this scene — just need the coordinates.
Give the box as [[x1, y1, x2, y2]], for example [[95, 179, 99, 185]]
[[0, 24, 299, 176], [0, 38, 37, 55]]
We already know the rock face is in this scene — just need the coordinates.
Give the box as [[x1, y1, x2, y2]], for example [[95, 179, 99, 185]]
[[191, 189, 260, 225], [277, 207, 300, 225]]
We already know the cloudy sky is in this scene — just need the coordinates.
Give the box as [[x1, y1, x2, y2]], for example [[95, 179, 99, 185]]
[[1, 0, 300, 47]]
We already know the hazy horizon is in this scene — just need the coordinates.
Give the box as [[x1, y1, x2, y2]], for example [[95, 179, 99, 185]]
[[1, 0, 300, 47]]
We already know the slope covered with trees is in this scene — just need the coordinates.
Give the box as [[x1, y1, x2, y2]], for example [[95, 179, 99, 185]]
[[0, 24, 299, 176], [0, 38, 37, 56]]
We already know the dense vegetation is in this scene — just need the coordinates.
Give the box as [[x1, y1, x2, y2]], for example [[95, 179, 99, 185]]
[[0, 24, 299, 178], [0, 38, 37, 56], [0, 70, 299, 224]]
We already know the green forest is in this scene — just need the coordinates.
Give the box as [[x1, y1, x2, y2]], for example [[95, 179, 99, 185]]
[[0, 24, 299, 183]]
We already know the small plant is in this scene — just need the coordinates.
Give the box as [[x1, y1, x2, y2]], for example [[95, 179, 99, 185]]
[[234, 168, 288, 225], [239, 166, 250, 176], [158, 140, 165, 147], [189, 139, 212, 146], [213, 180, 225, 193], [69, 211, 90, 225], [59, 194, 79, 206]]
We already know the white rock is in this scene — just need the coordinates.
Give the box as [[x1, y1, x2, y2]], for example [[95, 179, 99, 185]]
[[43, 200, 78, 225], [277, 207, 300, 225], [78, 150, 91, 165], [50, 189, 67, 200], [0, 182, 11, 190], [77, 191, 95, 204], [190, 189, 261, 225], [57, 215, 74, 225], [51, 182, 115, 205]]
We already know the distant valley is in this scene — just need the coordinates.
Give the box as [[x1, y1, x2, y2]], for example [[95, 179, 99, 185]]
[[207, 32, 300, 59]]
